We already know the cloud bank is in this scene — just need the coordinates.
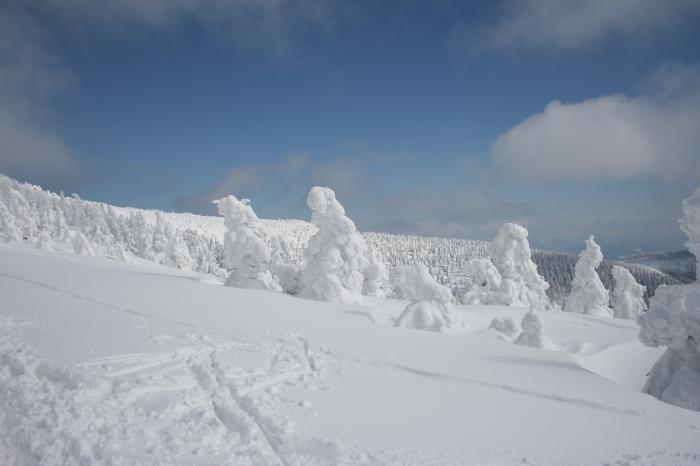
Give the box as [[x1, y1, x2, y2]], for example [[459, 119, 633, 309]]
[[492, 63, 700, 179]]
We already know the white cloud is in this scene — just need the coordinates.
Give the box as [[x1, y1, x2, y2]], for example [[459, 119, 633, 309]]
[[492, 64, 700, 179], [461, 0, 700, 53]]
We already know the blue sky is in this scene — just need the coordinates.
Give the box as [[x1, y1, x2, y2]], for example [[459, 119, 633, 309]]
[[2, 1, 700, 257]]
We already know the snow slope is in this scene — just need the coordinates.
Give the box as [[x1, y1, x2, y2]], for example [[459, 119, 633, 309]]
[[2, 243, 699, 465]]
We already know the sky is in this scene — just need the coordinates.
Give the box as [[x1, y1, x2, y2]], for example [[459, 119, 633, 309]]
[[1, 0, 700, 257]]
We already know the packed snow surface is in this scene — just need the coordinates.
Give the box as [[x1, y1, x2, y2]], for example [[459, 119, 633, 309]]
[[2, 243, 700, 465]]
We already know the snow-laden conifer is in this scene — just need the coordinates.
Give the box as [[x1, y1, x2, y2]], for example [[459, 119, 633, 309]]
[[564, 236, 611, 317], [611, 265, 646, 320], [214, 195, 281, 291]]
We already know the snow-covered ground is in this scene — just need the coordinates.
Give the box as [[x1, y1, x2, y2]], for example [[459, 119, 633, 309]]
[[2, 243, 699, 465]]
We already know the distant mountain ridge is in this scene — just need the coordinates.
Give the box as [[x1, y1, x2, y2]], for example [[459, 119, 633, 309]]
[[618, 249, 696, 283]]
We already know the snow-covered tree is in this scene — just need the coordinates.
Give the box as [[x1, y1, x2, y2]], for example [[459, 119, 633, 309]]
[[214, 195, 281, 291], [611, 265, 646, 320], [393, 263, 462, 332], [639, 285, 700, 411], [299, 187, 374, 304], [34, 228, 53, 251], [362, 247, 390, 298], [489, 223, 554, 311], [515, 310, 545, 349], [72, 231, 95, 256], [165, 229, 194, 270], [150, 213, 169, 264], [639, 188, 700, 411], [680, 187, 700, 280], [463, 223, 555, 311], [564, 236, 611, 317], [461, 258, 502, 305]]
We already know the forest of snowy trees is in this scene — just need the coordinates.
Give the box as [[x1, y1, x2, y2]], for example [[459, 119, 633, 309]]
[[0, 173, 683, 308]]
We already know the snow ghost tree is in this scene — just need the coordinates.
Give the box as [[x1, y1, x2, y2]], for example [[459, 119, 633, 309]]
[[564, 236, 611, 317], [392, 263, 462, 332], [611, 265, 646, 320], [639, 188, 700, 411], [486, 223, 555, 311], [681, 187, 700, 280], [299, 187, 386, 304], [515, 310, 545, 349], [214, 195, 281, 291]]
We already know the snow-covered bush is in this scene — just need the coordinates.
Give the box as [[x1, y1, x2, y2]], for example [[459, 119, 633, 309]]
[[488, 317, 521, 339], [214, 195, 281, 291], [680, 187, 700, 280], [611, 265, 646, 320], [393, 263, 462, 332], [515, 310, 545, 349], [639, 189, 700, 411], [299, 187, 386, 304], [564, 236, 611, 317]]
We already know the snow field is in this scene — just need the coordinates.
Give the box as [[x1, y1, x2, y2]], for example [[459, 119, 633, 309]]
[[2, 243, 700, 465]]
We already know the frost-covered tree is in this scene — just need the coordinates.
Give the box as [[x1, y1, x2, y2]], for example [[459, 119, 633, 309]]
[[270, 236, 302, 295], [465, 223, 555, 311], [461, 258, 502, 305], [214, 195, 281, 291], [489, 223, 554, 311], [165, 229, 194, 270], [515, 310, 545, 349], [393, 263, 462, 332], [0, 203, 21, 242], [299, 187, 380, 304], [150, 213, 169, 263], [640, 285, 700, 411], [564, 236, 611, 317], [611, 265, 646, 320], [681, 187, 700, 280], [34, 228, 53, 251], [362, 247, 390, 298], [72, 231, 95, 256], [639, 188, 700, 411]]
